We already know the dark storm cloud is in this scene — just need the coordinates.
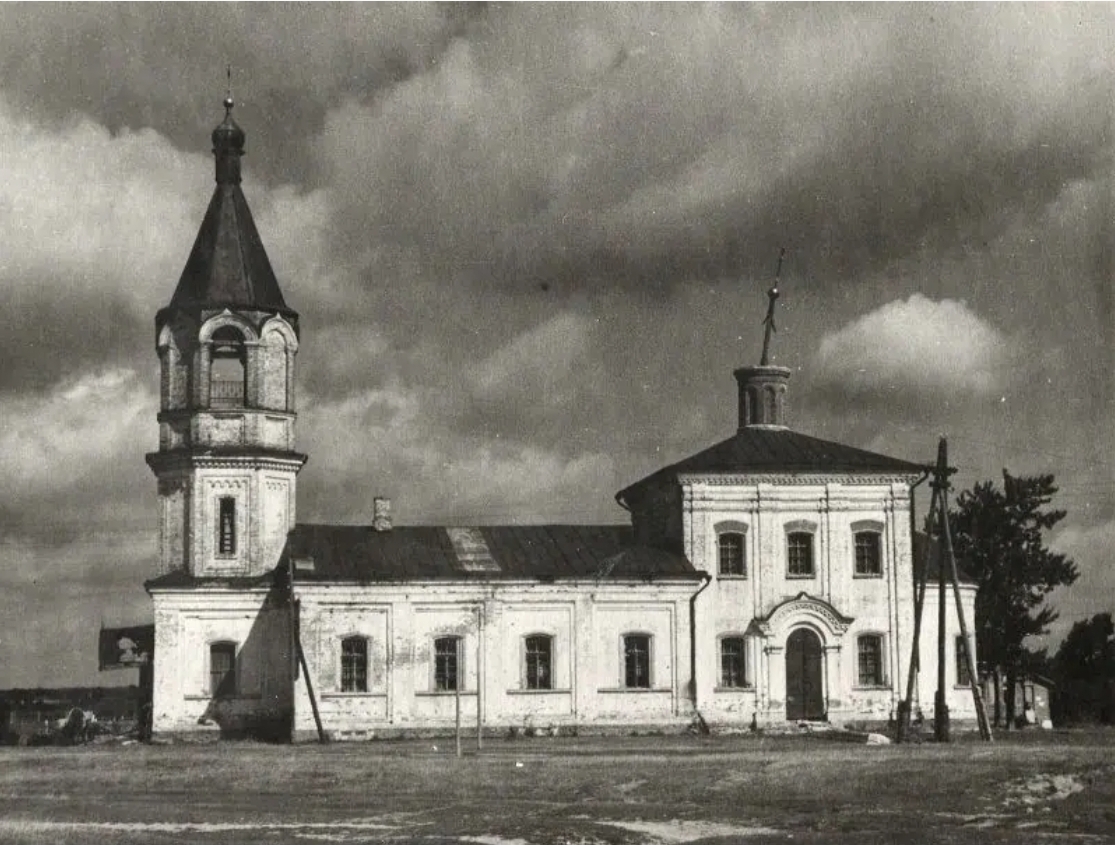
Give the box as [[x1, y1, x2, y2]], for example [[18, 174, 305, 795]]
[[0, 3, 481, 187], [0, 3, 1113, 685]]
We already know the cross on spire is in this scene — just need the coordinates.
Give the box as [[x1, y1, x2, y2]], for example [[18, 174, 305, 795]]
[[759, 247, 785, 366]]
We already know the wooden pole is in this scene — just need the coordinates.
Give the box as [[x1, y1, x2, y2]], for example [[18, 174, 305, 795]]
[[477, 607, 484, 752], [940, 485, 994, 741], [294, 605, 327, 744], [897, 480, 938, 742], [933, 439, 951, 742], [455, 638, 462, 758]]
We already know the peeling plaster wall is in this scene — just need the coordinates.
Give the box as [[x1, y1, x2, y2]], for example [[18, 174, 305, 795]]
[[290, 581, 696, 738]]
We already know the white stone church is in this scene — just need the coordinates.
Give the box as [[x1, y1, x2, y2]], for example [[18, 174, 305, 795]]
[[145, 103, 978, 740]]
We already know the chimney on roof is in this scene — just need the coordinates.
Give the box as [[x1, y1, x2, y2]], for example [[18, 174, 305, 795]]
[[372, 497, 392, 532]]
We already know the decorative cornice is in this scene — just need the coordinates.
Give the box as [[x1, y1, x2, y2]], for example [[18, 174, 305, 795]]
[[680, 473, 921, 486], [146, 450, 307, 473]]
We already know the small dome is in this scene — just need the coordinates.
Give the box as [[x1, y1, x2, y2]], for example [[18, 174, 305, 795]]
[[211, 97, 245, 152]]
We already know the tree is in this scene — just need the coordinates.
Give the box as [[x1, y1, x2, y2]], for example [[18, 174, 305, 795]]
[[1053, 613, 1115, 723], [949, 471, 1078, 728]]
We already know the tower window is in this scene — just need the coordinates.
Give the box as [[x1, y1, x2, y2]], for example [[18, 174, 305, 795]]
[[341, 636, 368, 693], [217, 497, 236, 555], [434, 636, 460, 691], [524, 635, 552, 690], [854, 531, 882, 577], [623, 634, 651, 689], [787, 532, 814, 577], [210, 326, 246, 408], [718, 532, 746, 577]]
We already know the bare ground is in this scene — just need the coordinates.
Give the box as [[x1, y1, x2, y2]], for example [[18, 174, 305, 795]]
[[1, 730, 1114, 844]]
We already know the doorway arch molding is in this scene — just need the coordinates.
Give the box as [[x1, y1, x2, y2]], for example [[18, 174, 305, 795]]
[[748, 592, 853, 642]]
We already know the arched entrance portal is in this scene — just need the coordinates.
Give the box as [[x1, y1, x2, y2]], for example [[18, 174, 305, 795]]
[[785, 628, 825, 721]]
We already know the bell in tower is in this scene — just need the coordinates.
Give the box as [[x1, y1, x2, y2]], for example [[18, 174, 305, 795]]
[[146, 95, 306, 579]]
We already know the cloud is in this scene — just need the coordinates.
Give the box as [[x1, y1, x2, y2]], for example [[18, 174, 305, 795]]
[[1041, 519, 1115, 646], [812, 295, 1013, 406]]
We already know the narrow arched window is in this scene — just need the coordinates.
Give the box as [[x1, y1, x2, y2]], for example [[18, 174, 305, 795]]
[[718, 532, 746, 577], [854, 531, 882, 576], [719, 636, 747, 688], [857, 634, 884, 687], [217, 497, 237, 555], [434, 636, 461, 691], [623, 634, 651, 689], [524, 635, 552, 690], [341, 637, 368, 693], [787, 532, 814, 577], [209, 641, 236, 697], [956, 636, 972, 687]]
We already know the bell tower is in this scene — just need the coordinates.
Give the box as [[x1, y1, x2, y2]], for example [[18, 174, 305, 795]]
[[146, 95, 305, 578]]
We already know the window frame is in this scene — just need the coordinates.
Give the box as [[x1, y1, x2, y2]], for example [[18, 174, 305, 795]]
[[716, 527, 747, 578], [622, 633, 653, 689], [852, 522, 884, 578], [433, 635, 462, 692], [856, 633, 886, 688], [523, 633, 554, 691], [340, 635, 369, 694], [217, 496, 237, 557], [717, 635, 749, 689], [786, 528, 816, 578], [955, 635, 972, 687], [209, 640, 237, 698]]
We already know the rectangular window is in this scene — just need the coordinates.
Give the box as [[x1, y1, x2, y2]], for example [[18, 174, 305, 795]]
[[718, 533, 746, 577], [217, 497, 236, 555], [719, 637, 747, 688], [341, 637, 368, 693], [857, 635, 884, 687], [624, 634, 651, 689], [787, 532, 814, 577], [854, 532, 882, 576], [956, 636, 972, 687], [525, 635, 552, 690], [209, 642, 236, 697], [434, 636, 460, 691]]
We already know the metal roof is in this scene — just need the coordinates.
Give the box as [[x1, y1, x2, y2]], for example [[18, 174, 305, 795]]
[[168, 182, 289, 312], [146, 524, 699, 589], [618, 427, 926, 503]]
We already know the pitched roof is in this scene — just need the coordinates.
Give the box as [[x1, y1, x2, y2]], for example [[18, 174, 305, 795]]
[[168, 183, 289, 312], [285, 524, 699, 583], [618, 427, 925, 503], [145, 524, 700, 590]]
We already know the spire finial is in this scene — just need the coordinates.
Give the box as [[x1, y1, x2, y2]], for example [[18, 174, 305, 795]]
[[224, 64, 234, 114], [759, 247, 785, 366]]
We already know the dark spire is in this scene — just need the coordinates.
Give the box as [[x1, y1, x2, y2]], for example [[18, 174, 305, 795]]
[[734, 249, 790, 429], [164, 91, 292, 316], [759, 247, 784, 366]]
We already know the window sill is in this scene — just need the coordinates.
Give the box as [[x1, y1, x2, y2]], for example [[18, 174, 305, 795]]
[[852, 685, 890, 692], [320, 691, 387, 699], [185, 693, 261, 701], [718, 575, 748, 581], [506, 688, 571, 696], [785, 574, 816, 580], [853, 573, 884, 579], [596, 687, 671, 694], [414, 690, 477, 697], [714, 686, 755, 693]]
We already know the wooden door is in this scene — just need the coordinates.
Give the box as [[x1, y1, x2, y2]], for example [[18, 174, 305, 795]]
[[785, 628, 825, 721]]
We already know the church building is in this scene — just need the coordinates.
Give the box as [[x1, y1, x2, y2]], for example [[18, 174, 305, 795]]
[[145, 102, 978, 740]]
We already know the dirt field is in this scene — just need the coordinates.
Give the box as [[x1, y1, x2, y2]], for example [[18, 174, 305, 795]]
[[1, 730, 1114, 844]]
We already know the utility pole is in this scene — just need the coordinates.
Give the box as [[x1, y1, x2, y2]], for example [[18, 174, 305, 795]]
[[897, 437, 991, 743]]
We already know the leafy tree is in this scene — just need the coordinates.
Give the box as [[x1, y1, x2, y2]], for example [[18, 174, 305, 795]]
[[949, 471, 1078, 727], [1053, 613, 1115, 723]]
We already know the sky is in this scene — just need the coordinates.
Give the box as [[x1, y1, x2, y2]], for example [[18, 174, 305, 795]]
[[1, 3, 1113, 688]]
